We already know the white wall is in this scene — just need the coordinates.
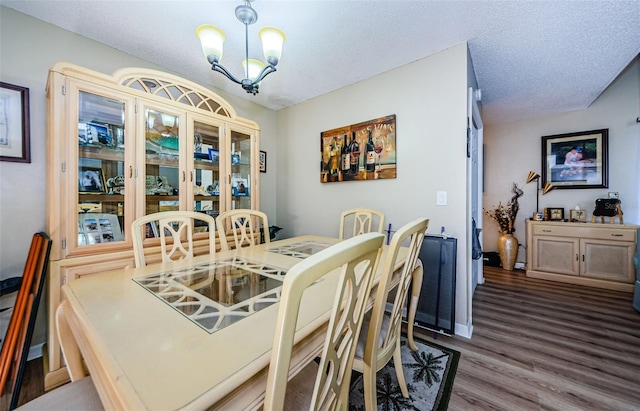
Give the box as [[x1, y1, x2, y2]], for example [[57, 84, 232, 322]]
[[275, 43, 474, 334], [0, 7, 277, 347], [484, 57, 640, 264]]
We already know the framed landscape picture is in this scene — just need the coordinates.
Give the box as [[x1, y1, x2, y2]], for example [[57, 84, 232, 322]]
[[0, 82, 30, 163], [541, 129, 608, 189]]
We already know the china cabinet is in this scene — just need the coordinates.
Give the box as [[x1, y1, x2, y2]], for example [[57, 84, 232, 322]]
[[526, 220, 637, 292], [44, 63, 259, 388]]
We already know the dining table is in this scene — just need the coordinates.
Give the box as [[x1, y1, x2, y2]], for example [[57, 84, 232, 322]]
[[56, 234, 421, 410]]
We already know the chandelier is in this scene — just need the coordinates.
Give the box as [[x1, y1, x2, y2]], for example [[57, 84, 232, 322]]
[[196, 0, 285, 95]]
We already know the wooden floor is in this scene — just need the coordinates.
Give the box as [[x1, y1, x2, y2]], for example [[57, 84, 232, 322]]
[[416, 266, 640, 411], [3, 267, 639, 410]]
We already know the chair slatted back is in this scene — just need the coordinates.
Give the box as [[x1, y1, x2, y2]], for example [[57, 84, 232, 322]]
[[216, 209, 269, 251], [339, 208, 385, 240], [351, 218, 429, 410], [264, 232, 385, 410], [131, 211, 216, 267]]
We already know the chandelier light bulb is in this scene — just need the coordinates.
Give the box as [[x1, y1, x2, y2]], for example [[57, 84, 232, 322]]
[[196, 24, 225, 63], [196, 1, 285, 95], [259, 26, 286, 65]]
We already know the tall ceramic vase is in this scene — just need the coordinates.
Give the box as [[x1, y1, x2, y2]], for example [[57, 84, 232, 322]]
[[498, 233, 518, 271]]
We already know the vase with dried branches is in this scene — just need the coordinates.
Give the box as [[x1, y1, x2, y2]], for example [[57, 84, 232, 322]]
[[484, 183, 523, 270]]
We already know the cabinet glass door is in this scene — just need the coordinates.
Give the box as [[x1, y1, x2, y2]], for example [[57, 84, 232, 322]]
[[230, 129, 253, 210], [143, 107, 181, 216], [193, 120, 221, 217], [77, 91, 127, 248]]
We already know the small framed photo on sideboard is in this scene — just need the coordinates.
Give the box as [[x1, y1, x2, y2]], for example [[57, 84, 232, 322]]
[[569, 209, 587, 222], [545, 207, 564, 221]]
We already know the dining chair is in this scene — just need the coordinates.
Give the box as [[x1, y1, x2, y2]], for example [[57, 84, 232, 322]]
[[16, 303, 103, 410], [339, 207, 385, 240], [351, 217, 429, 410], [131, 211, 216, 268], [263, 232, 385, 410], [216, 209, 270, 251]]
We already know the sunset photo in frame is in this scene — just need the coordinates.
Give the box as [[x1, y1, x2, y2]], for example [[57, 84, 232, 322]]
[[541, 129, 608, 189], [320, 114, 396, 183]]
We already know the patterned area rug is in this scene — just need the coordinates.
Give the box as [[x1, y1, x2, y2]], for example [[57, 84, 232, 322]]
[[349, 335, 460, 411]]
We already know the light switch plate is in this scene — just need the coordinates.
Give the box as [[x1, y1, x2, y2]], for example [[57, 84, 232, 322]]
[[437, 191, 447, 206]]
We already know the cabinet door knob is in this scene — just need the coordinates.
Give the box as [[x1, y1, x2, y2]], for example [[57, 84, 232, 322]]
[[576, 254, 578, 261], [542, 229, 552, 233], [611, 233, 623, 237]]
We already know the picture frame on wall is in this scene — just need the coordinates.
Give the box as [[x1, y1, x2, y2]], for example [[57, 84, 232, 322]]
[[0, 82, 31, 163], [259, 150, 267, 173], [541, 129, 608, 189], [320, 114, 396, 183]]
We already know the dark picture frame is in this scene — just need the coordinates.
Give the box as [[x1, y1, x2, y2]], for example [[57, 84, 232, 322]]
[[78, 166, 107, 193], [259, 150, 267, 173], [545, 207, 565, 221], [0, 82, 31, 163], [541, 129, 608, 189]]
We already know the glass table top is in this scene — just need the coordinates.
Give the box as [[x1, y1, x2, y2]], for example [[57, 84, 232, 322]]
[[267, 240, 334, 258], [133, 257, 288, 333]]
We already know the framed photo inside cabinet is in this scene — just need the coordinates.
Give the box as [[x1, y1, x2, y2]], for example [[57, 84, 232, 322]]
[[545, 207, 565, 221], [0, 82, 30, 163], [232, 177, 249, 196], [78, 166, 106, 193], [208, 148, 220, 162], [78, 213, 123, 245], [320, 114, 396, 183], [541, 129, 608, 189]]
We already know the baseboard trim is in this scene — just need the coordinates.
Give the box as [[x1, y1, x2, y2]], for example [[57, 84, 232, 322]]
[[455, 320, 473, 339], [27, 342, 44, 361]]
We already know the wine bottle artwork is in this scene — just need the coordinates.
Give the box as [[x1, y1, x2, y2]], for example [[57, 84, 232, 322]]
[[341, 134, 351, 180], [365, 129, 375, 173], [320, 114, 396, 183], [349, 131, 360, 176], [329, 136, 339, 182]]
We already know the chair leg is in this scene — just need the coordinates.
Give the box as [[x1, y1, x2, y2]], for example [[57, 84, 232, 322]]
[[56, 302, 85, 381], [393, 344, 409, 398], [407, 263, 423, 352], [363, 367, 378, 411]]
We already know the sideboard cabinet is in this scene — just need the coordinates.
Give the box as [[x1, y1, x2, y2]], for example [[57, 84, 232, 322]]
[[44, 63, 260, 388], [526, 220, 637, 292]]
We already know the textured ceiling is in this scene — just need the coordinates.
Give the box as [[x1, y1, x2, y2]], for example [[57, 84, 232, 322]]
[[3, 0, 639, 125]]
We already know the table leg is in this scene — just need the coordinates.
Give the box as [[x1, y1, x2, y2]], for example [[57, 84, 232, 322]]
[[55, 301, 85, 381], [407, 260, 423, 352]]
